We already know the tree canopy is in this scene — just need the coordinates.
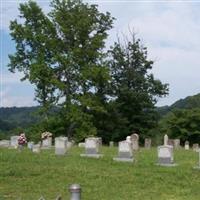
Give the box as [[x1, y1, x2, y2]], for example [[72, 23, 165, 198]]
[[8, 0, 168, 143]]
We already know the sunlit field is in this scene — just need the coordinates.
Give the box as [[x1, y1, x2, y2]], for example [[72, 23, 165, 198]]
[[0, 147, 200, 200]]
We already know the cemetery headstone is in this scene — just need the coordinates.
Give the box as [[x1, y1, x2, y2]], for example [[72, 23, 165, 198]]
[[55, 137, 68, 155], [157, 145, 177, 166], [0, 140, 10, 148], [130, 133, 139, 151], [193, 143, 199, 152], [10, 136, 19, 148], [78, 142, 85, 148], [174, 139, 180, 149], [126, 136, 132, 144], [144, 138, 151, 149], [32, 143, 41, 153], [41, 132, 52, 149], [168, 139, 174, 147], [67, 141, 73, 150], [80, 137, 103, 158], [109, 141, 114, 147], [27, 141, 34, 150], [184, 141, 189, 150], [164, 134, 168, 146], [193, 149, 200, 169], [113, 140, 133, 162]]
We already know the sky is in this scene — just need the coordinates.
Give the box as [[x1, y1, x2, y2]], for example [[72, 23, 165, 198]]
[[1, 0, 200, 107]]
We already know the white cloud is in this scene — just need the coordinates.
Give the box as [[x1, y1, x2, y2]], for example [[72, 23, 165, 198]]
[[116, 2, 200, 106], [2, 72, 30, 84], [0, 86, 37, 107]]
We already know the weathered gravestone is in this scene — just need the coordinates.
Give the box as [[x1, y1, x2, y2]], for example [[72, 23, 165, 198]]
[[144, 138, 151, 149], [10, 136, 19, 148], [0, 140, 10, 148], [78, 142, 85, 148], [164, 134, 168, 146], [130, 133, 139, 151], [113, 141, 133, 162], [184, 141, 189, 150], [193, 149, 200, 169], [42, 137, 52, 149], [168, 139, 174, 147], [174, 139, 180, 149], [157, 145, 177, 166], [55, 137, 68, 155], [193, 143, 199, 152], [32, 143, 41, 153], [27, 141, 34, 150], [109, 141, 114, 147], [126, 136, 132, 144], [80, 137, 103, 158], [67, 140, 74, 150]]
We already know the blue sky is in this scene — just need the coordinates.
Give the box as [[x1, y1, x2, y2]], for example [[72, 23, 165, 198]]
[[1, 0, 200, 107]]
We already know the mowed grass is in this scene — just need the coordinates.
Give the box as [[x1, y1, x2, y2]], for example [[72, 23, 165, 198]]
[[0, 146, 200, 200]]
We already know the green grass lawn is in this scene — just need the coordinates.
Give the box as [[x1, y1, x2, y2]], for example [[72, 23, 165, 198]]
[[0, 146, 200, 200]]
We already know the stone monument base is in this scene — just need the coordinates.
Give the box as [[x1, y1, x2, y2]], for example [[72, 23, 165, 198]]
[[193, 166, 200, 170], [113, 157, 134, 162], [156, 163, 178, 167], [80, 154, 103, 158]]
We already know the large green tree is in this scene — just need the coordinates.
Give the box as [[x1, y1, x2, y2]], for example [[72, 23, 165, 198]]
[[8, 0, 114, 141], [106, 35, 169, 141]]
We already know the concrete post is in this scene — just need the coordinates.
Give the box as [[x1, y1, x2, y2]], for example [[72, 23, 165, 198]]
[[69, 184, 81, 200]]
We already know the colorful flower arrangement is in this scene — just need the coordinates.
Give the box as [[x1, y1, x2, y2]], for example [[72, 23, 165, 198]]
[[41, 132, 53, 140], [18, 133, 27, 145]]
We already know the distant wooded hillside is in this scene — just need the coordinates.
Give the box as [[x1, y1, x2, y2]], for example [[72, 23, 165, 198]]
[[157, 93, 200, 116], [0, 107, 40, 132]]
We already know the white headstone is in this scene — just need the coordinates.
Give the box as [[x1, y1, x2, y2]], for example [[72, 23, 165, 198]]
[[126, 136, 132, 143], [78, 142, 85, 148], [113, 141, 133, 162], [0, 140, 10, 147], [10, 136, 19, 148], [144, 138, 151, 149], [174, 139, 180, 149], [55, 137, 68, 155], [184, 141, 189, 150], [27, 142, 34, 150], [32, 144, 41, 153], [42, 137, 52, 148], [157, 145, 177, 166], [164, 134, 168, 146], [85, 137, 99, 154], [80, 137, 102, 158]]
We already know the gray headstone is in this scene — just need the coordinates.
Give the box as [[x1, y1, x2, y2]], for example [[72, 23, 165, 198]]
[[174, 139, 180, 149], [27, 141, 34, 150], [144, 138, 151, 149], [55, 137, 68, 155], [0, 140, 10, 147], [42, 137, 52, 149], [80, 137, 103, 158], [168, 139, 174, 147], [130, 133, 139, 151], [184, 141, 189, 150], [157, 145, 177, 166], [78, 142, 85, 148], [113, 141, 133, 162], [32, 144, 41, 153], [10, 136, 19, 148], [109, 141, 114, 147], [193, 143, 199, 152]]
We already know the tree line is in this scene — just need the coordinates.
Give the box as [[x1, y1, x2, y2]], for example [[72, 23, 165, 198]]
[[7, 0, 168, 143]]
